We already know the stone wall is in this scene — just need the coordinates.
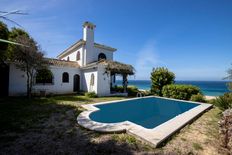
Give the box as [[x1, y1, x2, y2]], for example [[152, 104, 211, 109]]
[[219, 109, 232, 154]]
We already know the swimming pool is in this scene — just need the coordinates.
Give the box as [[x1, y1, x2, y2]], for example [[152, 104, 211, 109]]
[[90, 97, 199, 129], [77, 96, 212, 147]]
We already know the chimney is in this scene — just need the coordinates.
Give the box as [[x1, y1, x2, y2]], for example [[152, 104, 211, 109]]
[[83, 21, 95, 44], [82, 21, 96, 65]]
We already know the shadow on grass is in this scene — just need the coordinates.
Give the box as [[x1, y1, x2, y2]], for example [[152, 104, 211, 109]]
[[0, 96, 152, 154], [50, 95, 92, 102], [0, 97, 81, 140]]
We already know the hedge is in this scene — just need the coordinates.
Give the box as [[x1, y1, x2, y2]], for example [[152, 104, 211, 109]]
[[112, 85, 139, 97], [162, 84, 201, 100]]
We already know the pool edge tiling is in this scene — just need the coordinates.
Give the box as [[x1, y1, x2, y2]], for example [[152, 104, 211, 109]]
[[77, 96, 213, 147]]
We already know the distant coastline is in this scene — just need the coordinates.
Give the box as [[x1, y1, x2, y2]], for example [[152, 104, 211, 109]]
[[116, 80, 231, 96]]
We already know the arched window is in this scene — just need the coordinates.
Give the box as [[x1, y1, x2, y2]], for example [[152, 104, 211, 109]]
[[35, 69, 53, 84], [76, 51, 80, 61], [62, 72, 69, 83], [98, 53, 106, 61], [90, 73, 94, 86], [67, 56, 70, 61]]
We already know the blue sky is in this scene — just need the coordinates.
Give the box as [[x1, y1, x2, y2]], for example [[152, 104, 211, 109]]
[[1, 0, 232, 80]]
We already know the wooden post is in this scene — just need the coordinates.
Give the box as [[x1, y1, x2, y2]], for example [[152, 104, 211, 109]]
[[122, 74, 128, 93]]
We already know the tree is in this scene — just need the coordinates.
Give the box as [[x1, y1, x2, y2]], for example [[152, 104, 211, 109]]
[[225, 64, 232, 91], [0, 22, 29, 62], [150, 67, 175, 96], [35, 69, 53, 84], [13, 34, 47, 98], [8, 28, 30, 60], [0, 21, 9, 63]]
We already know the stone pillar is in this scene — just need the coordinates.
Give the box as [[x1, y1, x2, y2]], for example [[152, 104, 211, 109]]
[[122, 74, 128, 93]]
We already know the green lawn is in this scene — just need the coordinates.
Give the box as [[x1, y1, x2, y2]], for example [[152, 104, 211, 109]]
[[0, 95, 223, 154]]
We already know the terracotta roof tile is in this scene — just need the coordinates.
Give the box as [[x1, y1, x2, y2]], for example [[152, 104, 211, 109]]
[[45, 58, 80, 68]]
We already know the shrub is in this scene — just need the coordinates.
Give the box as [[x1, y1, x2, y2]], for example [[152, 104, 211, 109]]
[[214, 93, 232, 110], [150, 67, 175, 96], [85, 92, 97, 98], [112, 85, 139, 97], [35, 69, 53, 84], [190, 93, 206, 103], [162, 84, 201, 100], [127, 86, 139, 96], [143, 90, 153, 96]]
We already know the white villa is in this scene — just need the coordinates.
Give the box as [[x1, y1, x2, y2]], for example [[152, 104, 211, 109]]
[[4, 22, 134, 96]]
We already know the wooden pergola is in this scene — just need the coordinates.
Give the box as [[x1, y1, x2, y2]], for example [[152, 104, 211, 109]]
[[99, 60, 135, 93]]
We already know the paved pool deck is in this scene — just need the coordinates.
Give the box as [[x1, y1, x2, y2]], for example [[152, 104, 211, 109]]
[[77, 96, 213, 147]]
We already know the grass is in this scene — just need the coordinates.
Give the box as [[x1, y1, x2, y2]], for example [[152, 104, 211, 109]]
[[192, 142, 203, 150], [112, 134, 137, 145], [0, 96, 84, 146], [0, 97, 57, 133], [161, 107, 222, 154], [0, 95, 124, 134], [51, 95, 91, 102], [0, 95, 224, 154]]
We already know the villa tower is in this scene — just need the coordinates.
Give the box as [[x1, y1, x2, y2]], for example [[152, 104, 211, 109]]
[[83, 22, 96, 66]]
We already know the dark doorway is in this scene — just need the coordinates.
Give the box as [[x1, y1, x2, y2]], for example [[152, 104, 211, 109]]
[[73, 74, 80, 92], [0, 63, 9, 96]]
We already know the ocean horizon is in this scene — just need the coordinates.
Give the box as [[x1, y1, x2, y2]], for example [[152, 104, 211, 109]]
[[116, 80, 231, 96]]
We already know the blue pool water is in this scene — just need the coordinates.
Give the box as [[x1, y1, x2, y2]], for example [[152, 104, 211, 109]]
[[90, 97, 199, 129]]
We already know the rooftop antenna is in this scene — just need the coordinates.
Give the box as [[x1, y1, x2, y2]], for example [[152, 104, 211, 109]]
[[0, 10, 28, 46], [0, 10, 28, 27]]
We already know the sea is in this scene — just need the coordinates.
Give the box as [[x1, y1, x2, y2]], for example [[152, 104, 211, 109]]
[[116, 80, 231, 96]]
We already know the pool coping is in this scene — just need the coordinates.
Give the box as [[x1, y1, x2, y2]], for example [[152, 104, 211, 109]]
[[77, 96, 213, 147]]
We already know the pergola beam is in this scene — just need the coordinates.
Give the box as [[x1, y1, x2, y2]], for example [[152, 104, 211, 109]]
[[100, 60, 134, 94]]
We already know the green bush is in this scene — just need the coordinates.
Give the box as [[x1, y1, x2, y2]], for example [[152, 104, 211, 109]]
[[35, 69, 53, 84], [190, 93, 206, 103], [127, 86, 139, 96], [112, 85, 139, 97], [143, 90, 153, 96], [85, 92, 97, 98], [150, 67, 175, 96], [214, 93, 232, 110], [162, 84, 201, 100]]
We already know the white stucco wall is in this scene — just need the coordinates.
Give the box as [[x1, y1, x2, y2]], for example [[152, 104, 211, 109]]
[[33, 66, 81, 95], [62, 46, 84, 66], [97, 64, 111, 96], [61, 45, 114, 66], [93, 47, 113, 61], [82, 68, 98, 93], [9, 64, 27, 96], [8, 64, 82, 96], [83, 46, 114, 65]]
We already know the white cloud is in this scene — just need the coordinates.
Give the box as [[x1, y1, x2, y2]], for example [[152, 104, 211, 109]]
[[134, 40, 164, 80]]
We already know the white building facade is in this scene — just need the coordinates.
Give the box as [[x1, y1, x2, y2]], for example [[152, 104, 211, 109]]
[[6, 22, 133, 97]]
